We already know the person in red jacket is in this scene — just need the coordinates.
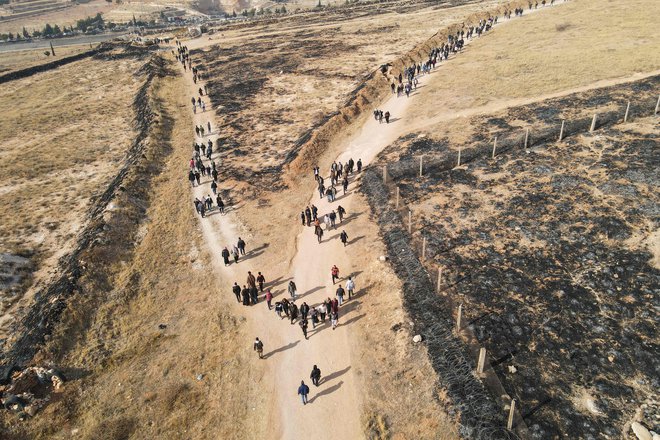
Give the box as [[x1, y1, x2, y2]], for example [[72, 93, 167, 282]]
[[331, 265, 340, 284]]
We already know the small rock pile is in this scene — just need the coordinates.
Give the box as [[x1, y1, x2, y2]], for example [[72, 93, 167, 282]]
[[1, 366, 65, 418]]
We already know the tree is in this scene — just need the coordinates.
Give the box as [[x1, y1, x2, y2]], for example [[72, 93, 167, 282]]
[[43, 24, 53, 36], [22, 27, 29, 38], [7, 32, 14, 40], [232, 10, 236, 17], [132, 14, 137, 26], [281, 5, 286, 13], [53, 24, 61, 35]]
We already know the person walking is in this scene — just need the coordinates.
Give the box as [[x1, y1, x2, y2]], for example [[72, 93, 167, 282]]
[[281, 298, 290, 318], [337, 205, 346, 222], [288, 280, 297, 300], [310, 365, 321, 387], [253, 337, 264, 359], [315, 225, 324, 243], [357, 159, 362, 172], [340, 230, 348, 246], [232, 246, 239, 263], [336, 284, 345, 306], [222, 247, 231, 266], [232, 282, 241, 303], [275, 301, 284, 319], [331, 310, 339, 330], [250, 286, 259, 305], [331, 265, 340, 284], [299, 318, 309, 340], [257, 272, 266, 292], [237, 237, 246, 256], [310, 308, 319, 328], [241, 285, 250, 306], [298, 381, 310, 405], [300, 302, 310, 320], [290, 302, 299, 324], [346, 276, 355, 300], [247, 271, 256, 289], [265, 289, 273, 310], [317, 303, 327, 323]]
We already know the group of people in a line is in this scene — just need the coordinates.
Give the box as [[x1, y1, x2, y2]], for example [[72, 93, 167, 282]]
[[222, 237, 247, 265]]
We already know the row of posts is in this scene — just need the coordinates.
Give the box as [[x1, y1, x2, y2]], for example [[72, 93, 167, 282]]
[[382, 98, 659, 179]]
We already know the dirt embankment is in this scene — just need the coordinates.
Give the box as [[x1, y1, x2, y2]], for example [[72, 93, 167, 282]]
[[0, 52, 173, 384], [286, 0, 531, 181]]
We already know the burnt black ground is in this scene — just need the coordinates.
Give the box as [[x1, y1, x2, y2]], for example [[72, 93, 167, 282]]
[[363, 80, 659, 439]]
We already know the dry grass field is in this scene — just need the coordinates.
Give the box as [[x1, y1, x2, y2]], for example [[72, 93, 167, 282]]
[[0, 50, 143, 341], [0, 44, 96, 74], [0, 55, 258, 439], [420, 0, 660, 120]]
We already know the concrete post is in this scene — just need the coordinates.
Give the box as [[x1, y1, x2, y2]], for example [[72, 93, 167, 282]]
[[408, 210, 412, 233], [477, 347, 486, 374], [656, 95, 660, 115], [383, 165, 387, 182], [507, 399, 517, 430], [422, 237, 427, 260], [395, 186, 400, 209], [624, 101, 631, 123], [456, 303, 462, 332], [590, 114, 597, 132], [419, 155, 424, 177], [558, 120, 565, 141], [457, 148, 462, 167], [492, 136, 498, 158], [436, 267, 443, 292], [524, 128, 529, 148]]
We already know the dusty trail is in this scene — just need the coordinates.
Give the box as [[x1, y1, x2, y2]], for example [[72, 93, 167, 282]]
[[175, 2, 606, 438]]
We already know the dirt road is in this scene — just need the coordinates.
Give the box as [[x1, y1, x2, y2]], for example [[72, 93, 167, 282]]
[[178, 4, 577, 438]]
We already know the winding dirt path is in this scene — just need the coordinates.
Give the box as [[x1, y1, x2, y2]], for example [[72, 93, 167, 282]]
[[172, 1, 648, 437]]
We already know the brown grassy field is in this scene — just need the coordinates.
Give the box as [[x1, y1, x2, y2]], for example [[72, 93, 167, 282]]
[[0, 50, 143, 340], [0, 44, 96, 74], [420, 0, 660, 120], [0, 56, 258, 440]]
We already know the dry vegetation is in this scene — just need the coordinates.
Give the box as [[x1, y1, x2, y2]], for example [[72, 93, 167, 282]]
[[193, 0, 503, 190], [420, 0, 660, 119], [0, 50, 144, 340], [380, 114, 659, 439], [0, 57, 257, 440], [0, 44, 96, 74]]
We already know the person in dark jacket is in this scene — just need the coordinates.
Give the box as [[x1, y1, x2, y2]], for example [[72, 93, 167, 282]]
[[340, 230, 348, 246], [298, 381, 310, 405], [253, 337, 264, 359], [237, 237, 246, 255], [222, 247, 230, 266], [232, 282, 241, 303], [241, 286, 250, 305], [290, 302, 299, 324], [310, 365, 321, 386], [299, 318, 309, 340]]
